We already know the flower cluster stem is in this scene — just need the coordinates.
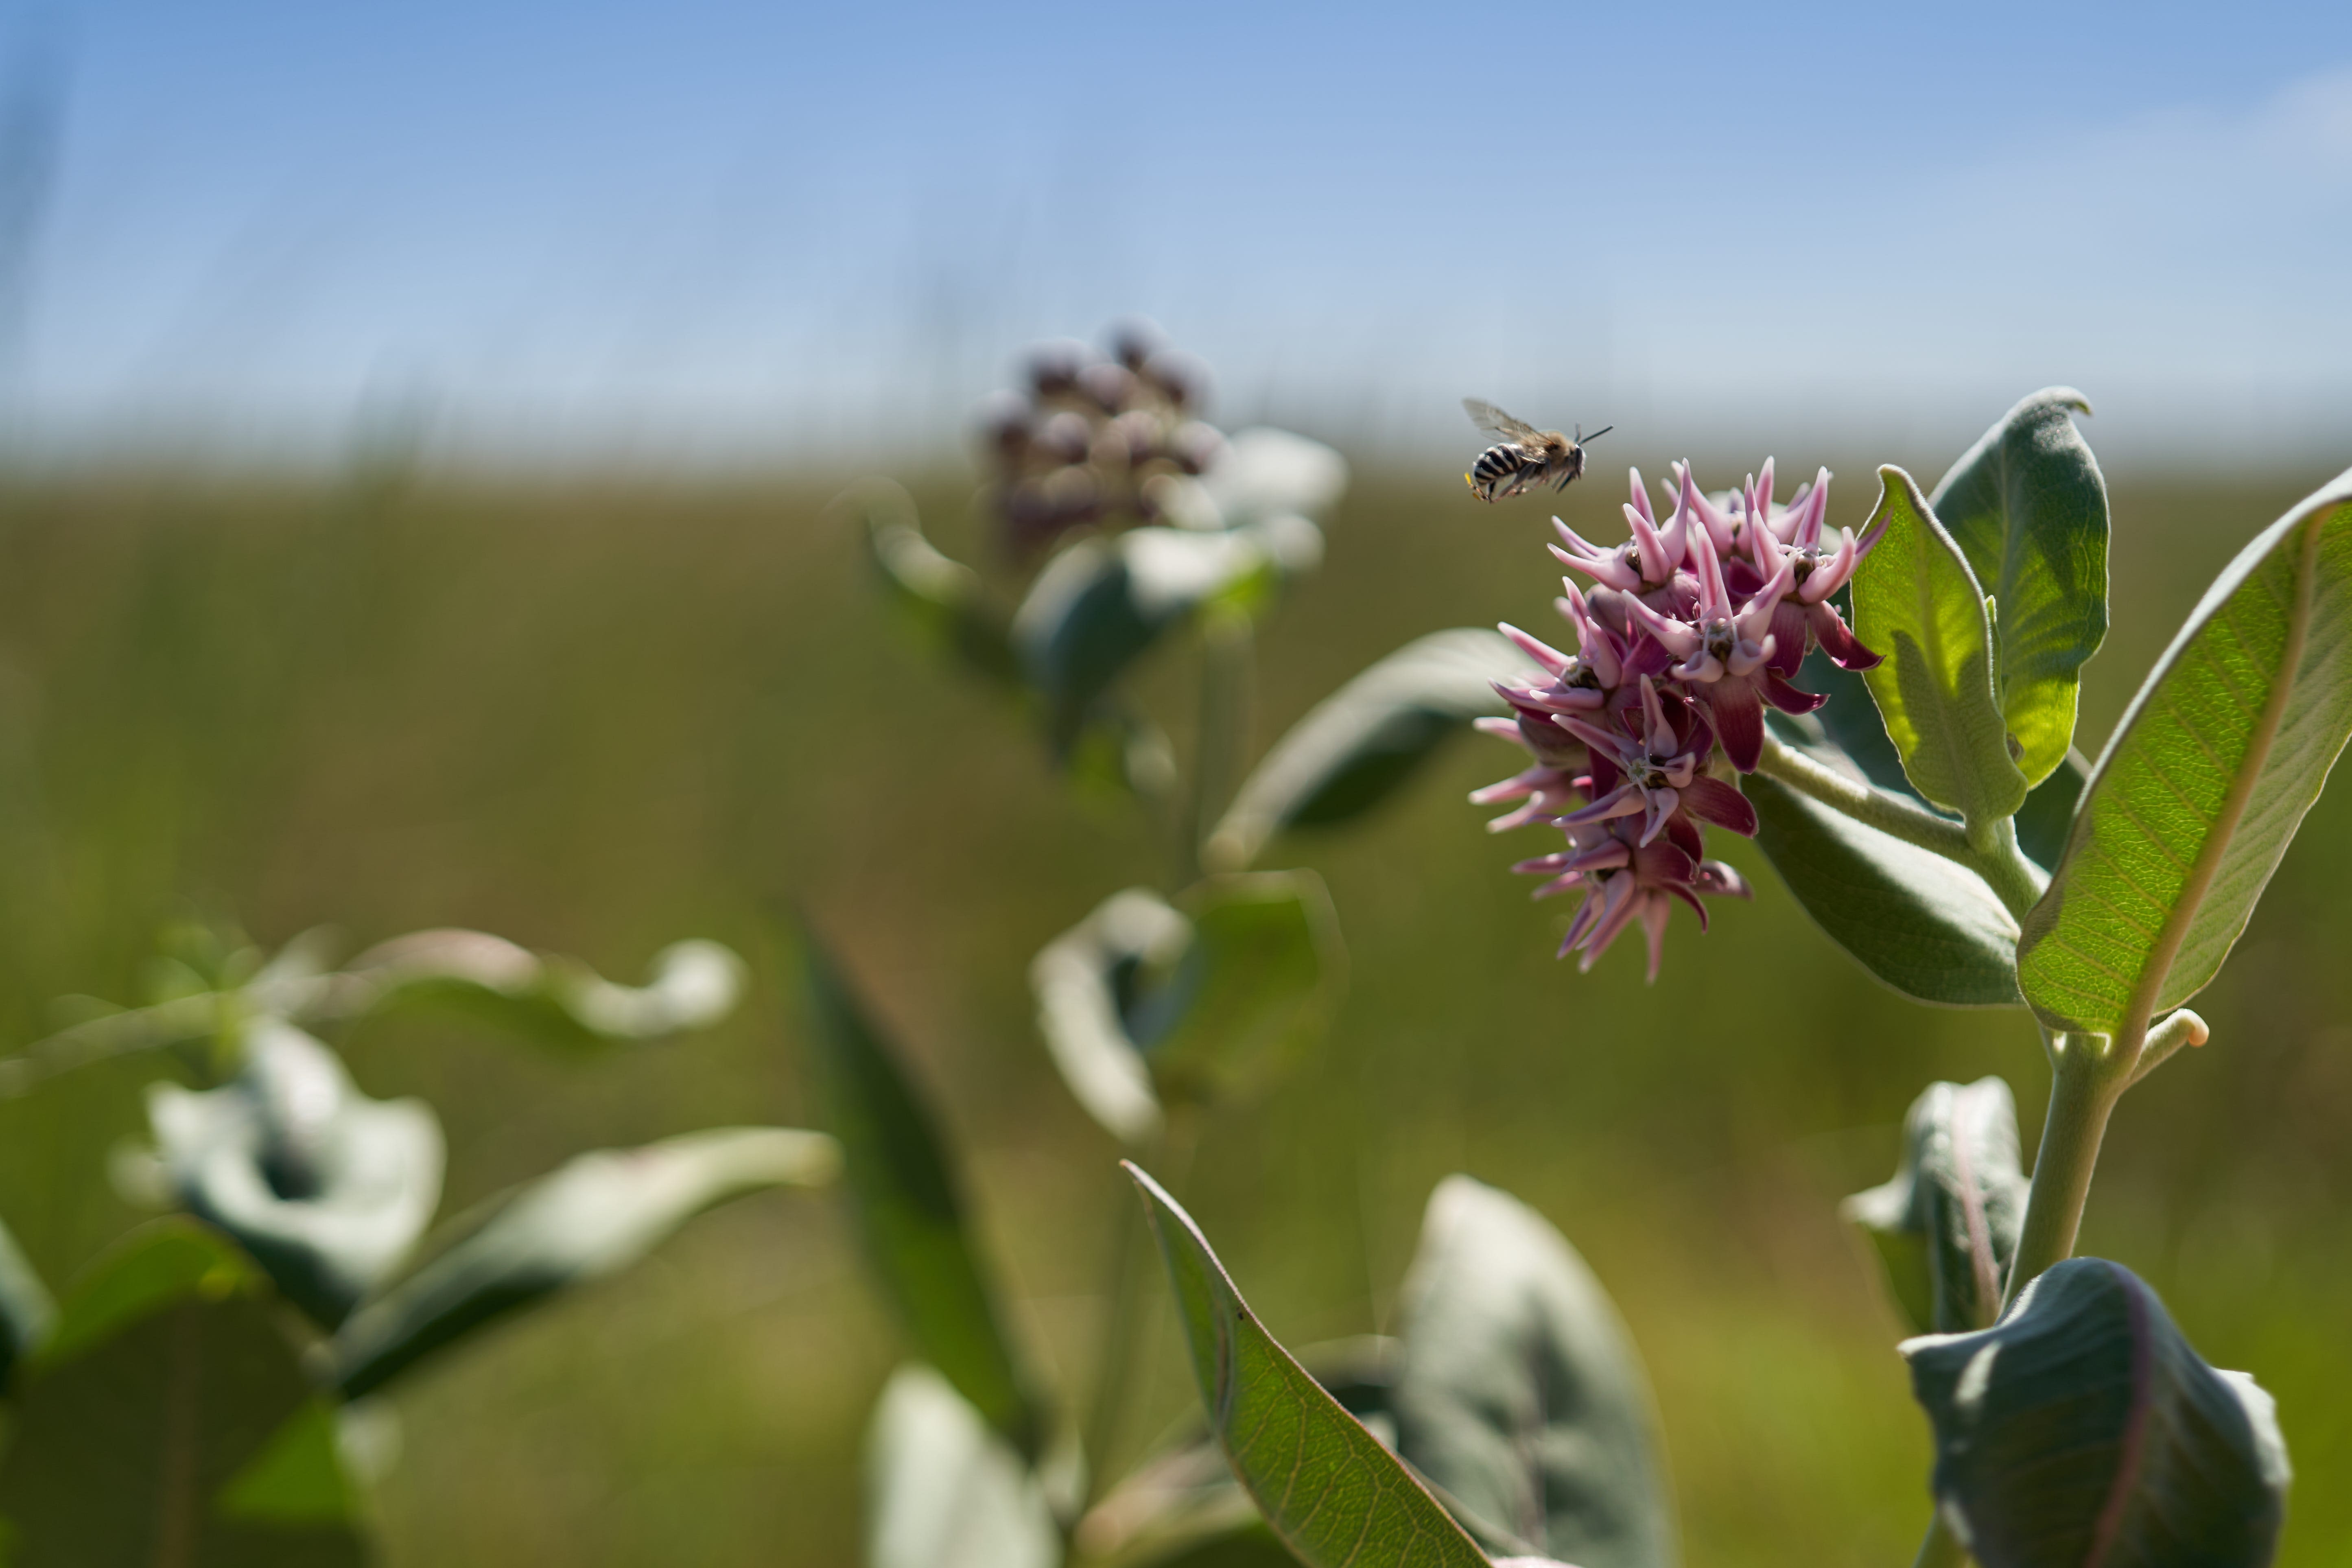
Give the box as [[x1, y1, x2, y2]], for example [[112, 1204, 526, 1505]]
[[1751, 735, 2046, 920]]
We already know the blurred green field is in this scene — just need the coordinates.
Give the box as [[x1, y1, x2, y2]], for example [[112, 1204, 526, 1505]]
[[0, 450, 2345, 1567]]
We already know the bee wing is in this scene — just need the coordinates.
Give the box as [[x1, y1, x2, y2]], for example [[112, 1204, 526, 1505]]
[[1462, 398, 1542, 443]]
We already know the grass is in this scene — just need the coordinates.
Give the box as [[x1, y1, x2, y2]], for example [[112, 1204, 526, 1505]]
[[0, 451, 2343, 1565]]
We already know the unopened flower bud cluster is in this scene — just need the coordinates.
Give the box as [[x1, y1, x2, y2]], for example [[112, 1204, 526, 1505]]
[[975, 321, 1227, 556]]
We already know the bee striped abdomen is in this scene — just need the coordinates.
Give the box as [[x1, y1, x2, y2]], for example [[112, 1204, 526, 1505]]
[[1469, 443, 1528, 501]]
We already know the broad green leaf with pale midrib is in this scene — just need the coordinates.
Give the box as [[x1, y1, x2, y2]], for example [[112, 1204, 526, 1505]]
[[1853, 466, 2030, 828], [1902, 1258, 2288, 1568], [1126, 1161, 1491, 1568], [1929, 389, 2110, 788], [2018, 467, 2352, 1035]]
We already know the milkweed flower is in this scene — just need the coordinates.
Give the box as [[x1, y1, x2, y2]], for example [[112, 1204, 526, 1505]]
[[1475, 459, 1884, 977]]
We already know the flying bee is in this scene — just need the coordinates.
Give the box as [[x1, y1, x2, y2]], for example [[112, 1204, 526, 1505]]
[[1461, 398, 1613, 502]]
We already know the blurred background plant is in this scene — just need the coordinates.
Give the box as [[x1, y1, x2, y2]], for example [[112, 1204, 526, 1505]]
[[0, 438, 2348, 1564], [0, 911, 837, 1562]]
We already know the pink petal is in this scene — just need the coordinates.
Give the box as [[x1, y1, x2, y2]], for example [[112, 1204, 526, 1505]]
[[1708, 677, 1766, 772], [1680, 774, 1759, 836]]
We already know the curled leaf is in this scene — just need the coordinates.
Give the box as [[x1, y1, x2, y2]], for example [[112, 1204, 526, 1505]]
[[1929, 389, 2110, 788], [329, 1126, 836, 1399], [1902, 1258, 2289, 1568], [1208, 628, 1528, 870], [1014, 521, 1321, 749], [1030, 873, 1342, 1145], [149, 1018, 444, 1327], [348, 931, 746, 1046], [850, 479, 1022, 686], [865, 1363, 1058, 1568], [1844, 1078, 2029, 1334]]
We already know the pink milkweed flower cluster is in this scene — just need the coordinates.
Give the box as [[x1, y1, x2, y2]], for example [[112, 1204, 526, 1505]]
[[1473, 460, 1888, 979]]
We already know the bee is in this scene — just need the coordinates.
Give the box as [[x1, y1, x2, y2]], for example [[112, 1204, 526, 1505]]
[[1462, 398, 1613, 502]]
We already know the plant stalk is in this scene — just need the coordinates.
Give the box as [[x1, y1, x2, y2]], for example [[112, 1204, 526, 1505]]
[[1752, 735, 2045, 920], [1078, 1118, 1198, 1512], [1181, 610, 1255, 884], [2004, 1029, 2135, 1307]]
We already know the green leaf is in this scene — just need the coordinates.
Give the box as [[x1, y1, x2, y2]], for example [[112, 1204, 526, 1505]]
[[149, 1019, 444, 1328], [1078, 1338, 1402, 1567], [1854, 466, 2031, 827], [328, 1126, 836, 1399], [0, 1218, 369, 1566], [1801, 645, 1921, 799], [800, 922, 1047, 1457], [1902, 1258, 2289, 1568], [864, 1363, 1058, 1568], [1014, 520, 1321, 748], [1746, 727, 2022, 1007], [1843, 1079, 2030, 1335], [2018, 468, 2352, 1036], [2013, 750, 2090, 875], [1030, 890, 1189, 1146], [1206, 629, 1527, 870], [1391, 1176, 1675, 1568], [348, 931, 746, 1049], [1928, 390, 2111, 787], [1031, 875, 1342, 1144], [1124, 1161, 1491, 1568], [853, 481, 1022, 687], [0, 1209, 53, 1393], [1135, 873, 1344, 1112]]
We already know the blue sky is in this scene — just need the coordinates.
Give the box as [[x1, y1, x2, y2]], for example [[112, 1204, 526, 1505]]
[[18, 2, 2352, 464]]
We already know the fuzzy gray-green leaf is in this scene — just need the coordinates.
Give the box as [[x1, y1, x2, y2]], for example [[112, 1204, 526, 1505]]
[[864, 1363, 1058, 1568], [1902, 1258, 2289, 1568], [1746, 728, 2021, 1007], [329, 1126, 835, 1399], [149, 1018, 443, 1328], [1032, 874, 1341, 1145], [2019, 467, 2352, 1035], [1207, 628, 1528, 869], [1392, 1176, 1676, 1568], [1015, 521, 1320, 748], [1844, 1079, 2030, 1334]]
